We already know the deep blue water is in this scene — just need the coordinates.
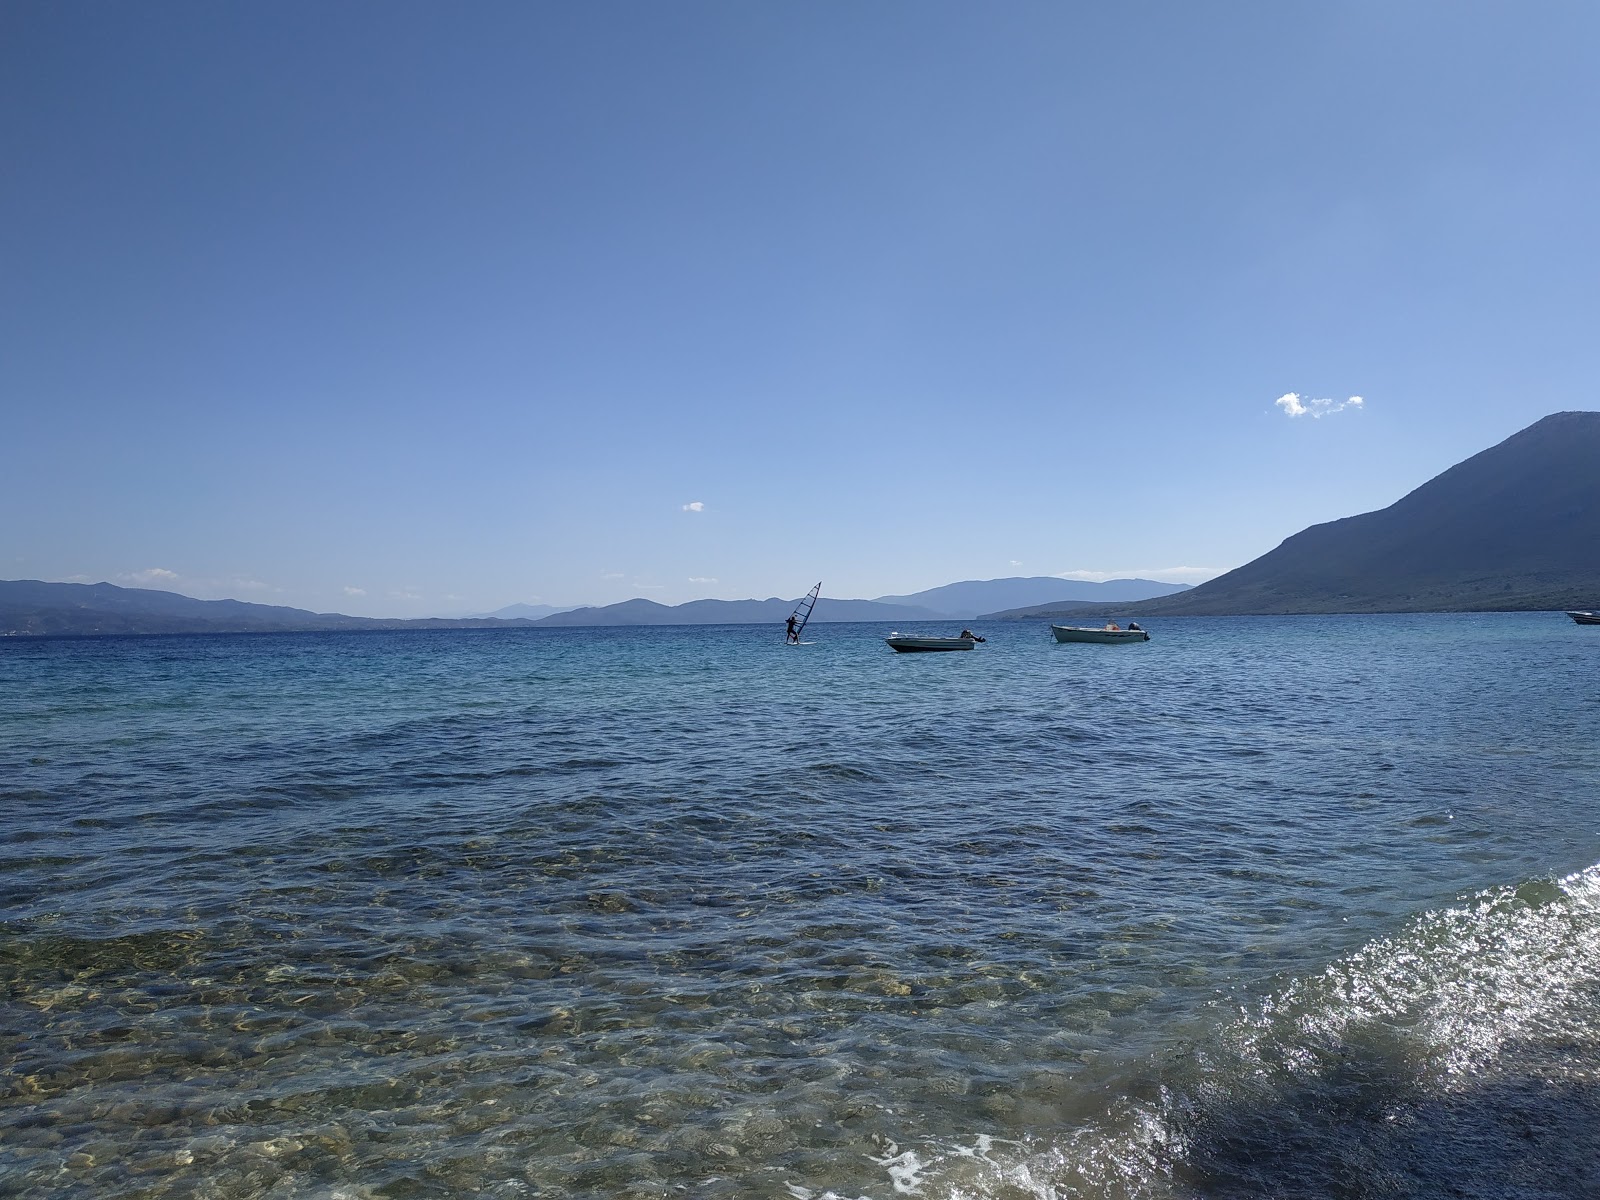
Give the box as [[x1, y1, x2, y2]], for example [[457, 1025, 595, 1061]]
[[4, 614, 1600, 1198]]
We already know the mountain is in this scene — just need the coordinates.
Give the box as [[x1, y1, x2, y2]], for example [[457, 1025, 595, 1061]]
[[471, 602, 578, 619], [0, 580, 542, 637], [0, 580, 964, 637], [535, 583, 1193, 627], [531, 596, 948, 626], [979, 599, 1123, 620], [1128, 411, 1600, 615], [874, 576, 1192, 618]]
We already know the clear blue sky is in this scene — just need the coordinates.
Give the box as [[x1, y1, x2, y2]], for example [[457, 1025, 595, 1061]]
[[5, 2, 1598, 616]]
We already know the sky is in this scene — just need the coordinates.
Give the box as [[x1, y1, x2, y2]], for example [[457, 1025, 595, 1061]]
[[5, 2, 1599, 617]]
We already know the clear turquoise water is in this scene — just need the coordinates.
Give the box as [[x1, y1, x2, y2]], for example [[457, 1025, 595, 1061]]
[[4, 614, 1600, 1198]]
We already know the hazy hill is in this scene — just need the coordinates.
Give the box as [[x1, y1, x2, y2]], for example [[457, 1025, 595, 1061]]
[[1131, 411, 1600, 615], [979, 599, 1122, 620], [0, 580, 540, 637], [534, 583, 1191, 627], [0, 580, 1085, 636], [874, 576, 1191, 618], [35, 420, 1594, 640], [471, 602, 578, 619], [531, 596, 948, 626]]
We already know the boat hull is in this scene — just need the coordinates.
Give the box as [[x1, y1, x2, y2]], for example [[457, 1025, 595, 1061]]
[[886, 636, 976, 652], [1051, 625, 1150, 644], [1567, 611, 1600, 625]]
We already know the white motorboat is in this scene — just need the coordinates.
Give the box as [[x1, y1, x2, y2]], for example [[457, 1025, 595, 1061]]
[[1051, 623, 1150, 644], [885, 632, 982, 652]]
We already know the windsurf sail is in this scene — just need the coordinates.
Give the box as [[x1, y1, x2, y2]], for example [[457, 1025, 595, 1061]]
[[786, 581, 821, 644]]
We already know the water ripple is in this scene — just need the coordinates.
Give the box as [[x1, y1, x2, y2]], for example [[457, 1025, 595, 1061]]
[[3, 616, 1600, 1197]]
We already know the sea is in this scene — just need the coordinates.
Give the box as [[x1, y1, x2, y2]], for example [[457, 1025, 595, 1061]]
[[4, 613, 1600, 1200]]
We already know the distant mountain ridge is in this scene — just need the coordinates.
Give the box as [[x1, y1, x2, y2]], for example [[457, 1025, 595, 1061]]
[[470, 602, 577, 620], [526, 578, 1190, 627], [22, 414, 1591, 641], [1, 577, 1183, 637], [0, 581, 966, 636], [1126, 410, 1600, 615], [979, 599, 1124, 620], [0, 581, 542, 637], [875, 576, 1191, 619], [529, 596, 948, 626]]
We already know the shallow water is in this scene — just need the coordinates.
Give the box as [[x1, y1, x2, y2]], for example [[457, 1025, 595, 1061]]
[[3, 614, 1599, 1198]]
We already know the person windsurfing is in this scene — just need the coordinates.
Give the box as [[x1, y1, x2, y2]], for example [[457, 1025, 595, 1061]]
[[785, 581, 821, 645]]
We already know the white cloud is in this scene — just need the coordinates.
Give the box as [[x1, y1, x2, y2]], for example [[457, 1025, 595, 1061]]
[[688, 576, 718, 584], [1275, 392, 1365, 419], [122, 567, 180, 584], [232, 578, 270, 591], [601, 571, 625, 580], [682, 501, 705, 512], [343, 586, 366, 596], [1009, 560, 1023, 567]]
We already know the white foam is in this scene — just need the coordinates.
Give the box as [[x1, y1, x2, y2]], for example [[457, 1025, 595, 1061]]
[[869, 1143, 927, 1194], [1229, 860, 1600, 1084], [811, 861, 1600, 1200]]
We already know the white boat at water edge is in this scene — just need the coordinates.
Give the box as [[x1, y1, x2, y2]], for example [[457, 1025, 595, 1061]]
[[1566, 610, 1600, 626], [1051, 623, 1150, 644], [885, 631, 984, 652]]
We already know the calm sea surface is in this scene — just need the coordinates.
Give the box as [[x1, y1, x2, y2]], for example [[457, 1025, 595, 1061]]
[[4, 614, 1600, 1199]]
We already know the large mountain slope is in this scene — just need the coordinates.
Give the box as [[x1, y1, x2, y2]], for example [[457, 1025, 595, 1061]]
[[1138, 411, 1600, 615]]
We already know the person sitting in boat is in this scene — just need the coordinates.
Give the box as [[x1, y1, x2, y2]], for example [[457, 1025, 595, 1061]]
[[1127, 622, 1141, 632], [1105, 622, 1121, 631], [958, 628, 986, 643]]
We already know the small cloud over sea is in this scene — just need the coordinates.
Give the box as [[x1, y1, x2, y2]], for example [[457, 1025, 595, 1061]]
[[1275, 393, 1364, 419], [682, 501, 706, 512]]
